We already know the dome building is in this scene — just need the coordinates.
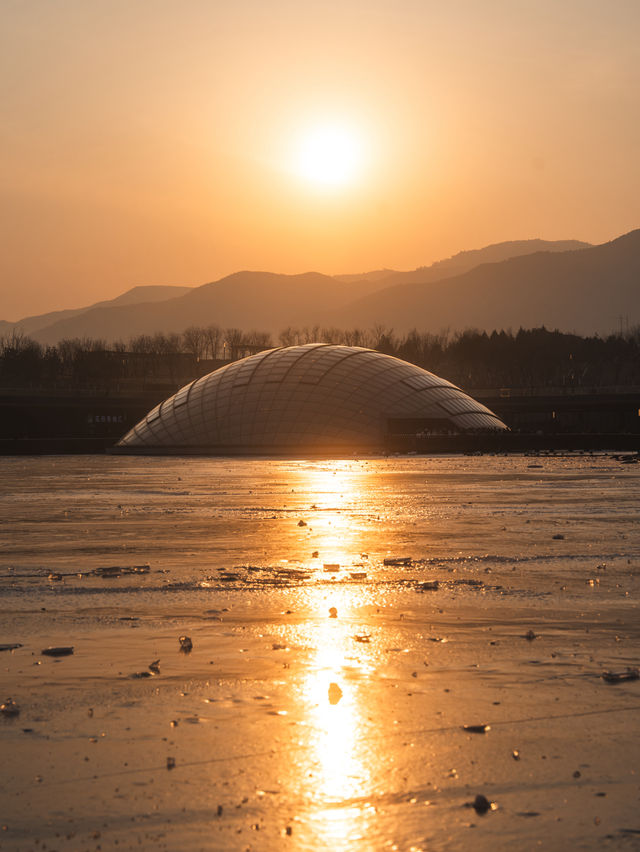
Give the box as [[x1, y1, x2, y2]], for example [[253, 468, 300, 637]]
[[114, 344, 507, 454]]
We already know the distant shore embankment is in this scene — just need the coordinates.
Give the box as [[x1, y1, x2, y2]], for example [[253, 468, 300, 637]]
[[0, 385, 638, 455]]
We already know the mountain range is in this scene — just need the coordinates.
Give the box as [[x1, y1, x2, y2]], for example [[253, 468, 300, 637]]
[[0, 285, 191, 339], [334, 238, 590, 287], [338, 231, 640, 336], [3, 232, 639, 345]]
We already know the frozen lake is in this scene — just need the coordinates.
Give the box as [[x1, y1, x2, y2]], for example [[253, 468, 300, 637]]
[[1, 454, 639, 850], [2, 453, 639, 603]]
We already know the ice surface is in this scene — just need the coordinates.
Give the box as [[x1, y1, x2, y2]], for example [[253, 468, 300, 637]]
[[0, 454, 639, 850]]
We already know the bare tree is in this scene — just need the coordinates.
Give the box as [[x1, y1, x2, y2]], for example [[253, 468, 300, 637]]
[[319, 327, 342, 344], [224, 328, 244, 360], [152, 332, 182, 355], [279, 327, 298, 347], [350, 328, 372, 348], [182, 326, 207, 359], [370, 324, 395, 352], [297, 325, 320, 344], [0, 328, 38, 355], [204, 324, 222, 359], [244, 330, 273, 351], [0, 329, 44, 386], [128, 334, 154, 354]]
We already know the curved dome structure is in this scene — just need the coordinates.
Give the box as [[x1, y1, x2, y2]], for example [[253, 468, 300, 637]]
[[115, 344, 507, 454]]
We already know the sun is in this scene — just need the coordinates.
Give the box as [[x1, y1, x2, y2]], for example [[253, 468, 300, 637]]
[[294, 122, 364, 190]]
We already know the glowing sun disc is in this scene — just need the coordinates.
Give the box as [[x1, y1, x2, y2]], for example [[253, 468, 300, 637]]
[[295, 124, 363, 189]]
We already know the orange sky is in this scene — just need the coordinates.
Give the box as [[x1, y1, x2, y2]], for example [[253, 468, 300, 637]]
[[1, 0, 639, 320]]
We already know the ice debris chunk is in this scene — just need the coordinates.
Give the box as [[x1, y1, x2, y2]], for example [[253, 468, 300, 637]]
[[41, 646, 74, 657], [328, 683, 343, 705], [601, 668, 639, 684], [1, 698, 20, 717], [469, 794, 497, 814]]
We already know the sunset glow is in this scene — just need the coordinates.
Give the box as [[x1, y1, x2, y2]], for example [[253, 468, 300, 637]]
[[294, 123, 365, 189], [1, 1, 639, 320]]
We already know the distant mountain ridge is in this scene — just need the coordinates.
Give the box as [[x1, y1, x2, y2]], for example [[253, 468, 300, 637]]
[[332, 230, 640, 336], [30, 271, 389, 345], [4, 232, 638, 344], [0, 284, 192, 339], [335, 239, 591, 288]]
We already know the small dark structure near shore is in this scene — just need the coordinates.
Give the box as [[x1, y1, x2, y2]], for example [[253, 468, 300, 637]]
[[112, 344, 507, 455]]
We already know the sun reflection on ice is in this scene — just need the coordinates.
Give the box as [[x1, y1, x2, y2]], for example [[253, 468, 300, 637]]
[[293, 591, 383, 851], [292, 461, 373, 571], [286, 461, 384, 845], [305, 623, 365, 802]]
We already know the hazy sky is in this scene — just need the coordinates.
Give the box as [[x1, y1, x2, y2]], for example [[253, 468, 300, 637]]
[[1, 0, 639, 320]]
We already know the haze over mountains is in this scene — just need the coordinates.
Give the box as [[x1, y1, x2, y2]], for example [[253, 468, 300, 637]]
[[339, 231, 640, 336], [4, 232, 639, 345], [335, 239, 590, 288], [0, 285, 191, 339]]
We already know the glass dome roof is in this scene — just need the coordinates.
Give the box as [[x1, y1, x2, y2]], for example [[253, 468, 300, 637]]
[[116, 344, 506, 453]]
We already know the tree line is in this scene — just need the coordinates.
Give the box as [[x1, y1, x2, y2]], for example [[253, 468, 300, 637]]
[[1, 323, 639, 391]]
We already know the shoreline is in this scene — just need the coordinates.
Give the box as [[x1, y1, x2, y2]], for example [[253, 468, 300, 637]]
[[1, 432, 639, 456]]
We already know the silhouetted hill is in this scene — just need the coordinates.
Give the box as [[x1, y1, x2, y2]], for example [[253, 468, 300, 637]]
[[31, 272, 389, 345], [20, 232, 638, 344], [334, 230, 640, 335], [336, 239, 591, 287], [106, 285, 193, 307], [1, 285, 192, 338], [335, 269, 397, 284], [0, 308, 84, 339]]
